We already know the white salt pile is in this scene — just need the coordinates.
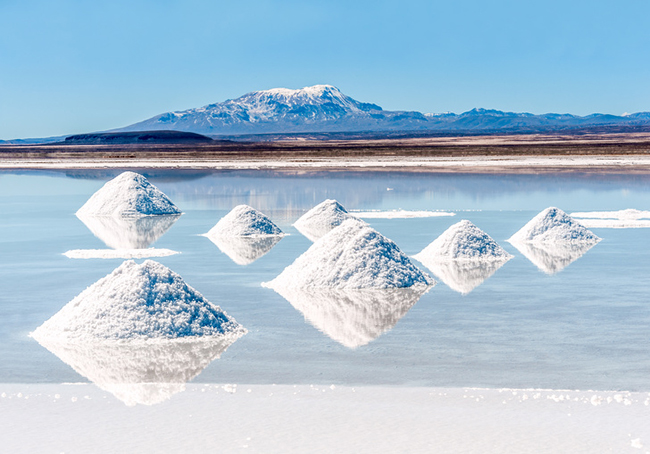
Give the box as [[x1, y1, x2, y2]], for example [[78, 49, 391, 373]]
[[207, 235, 282, 265], [272, 286, 428, 348], [508, 207, 600, 244], [293, 199, 356, 241], [31, 260, 245, 341], [76, 171, 182, 217], [414, 220, 513, 262], [507, 207, 600, 274], [263, 219, 434, 289], [206, 205, 283, 237], [412, 220, 511, 294]]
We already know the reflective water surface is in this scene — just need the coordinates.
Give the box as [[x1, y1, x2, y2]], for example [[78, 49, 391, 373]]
[[1, 170, 650, 392]]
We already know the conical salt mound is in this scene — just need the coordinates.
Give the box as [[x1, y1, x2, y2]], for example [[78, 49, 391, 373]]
[[206, 205, 283, 237], [31, 260, 246, 341], [76, 171, 182, 217], [294, 199, 356, 241], [414, 220, 512, 262], [263, 219, 434, 289], [508, 207, 601, 244]]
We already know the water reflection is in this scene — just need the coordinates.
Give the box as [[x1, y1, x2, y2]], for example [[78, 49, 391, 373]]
[[77, 213, 180, 249], [509, 241, 597, 275], [269, 286, 429, 348], [416, 259, 509, 294], [33, 337, 239, 406], [206, 234, 283, 265]]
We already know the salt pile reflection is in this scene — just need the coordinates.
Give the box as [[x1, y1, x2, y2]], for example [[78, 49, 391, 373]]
[[270, 286, 429, 348], [77, 213, 180, 249], [34, 337, 239, 406], [417, 259, 508, 294], [206, 234, 283, 265], [509, 240, 596, 275]]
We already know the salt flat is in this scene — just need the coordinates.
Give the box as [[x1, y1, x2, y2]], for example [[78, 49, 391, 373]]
[[2, 384, 649, 454]]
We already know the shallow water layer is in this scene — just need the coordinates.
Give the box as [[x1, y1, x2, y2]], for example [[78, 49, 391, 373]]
[[1, 170, 650, 391]]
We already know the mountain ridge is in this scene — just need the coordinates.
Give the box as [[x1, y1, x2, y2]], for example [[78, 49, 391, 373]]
[[114, 84, 650, 136]]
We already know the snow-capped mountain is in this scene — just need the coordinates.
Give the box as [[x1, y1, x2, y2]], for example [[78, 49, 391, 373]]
[[117, 85, 429, 135], [114, 84, 650, 136]]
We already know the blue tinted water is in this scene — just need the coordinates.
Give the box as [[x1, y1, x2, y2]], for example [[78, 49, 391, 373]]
[[1, 170, 649, 391]]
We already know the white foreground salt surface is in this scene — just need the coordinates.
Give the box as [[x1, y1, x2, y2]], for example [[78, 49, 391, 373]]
[[32, 260, 245, 341], [270, 286, 429, 348], [206, 204, 283, 237], [293, 199, 356, 241], [76, 171, 182, 217], [352, 209, 456, 219], [263, 219, 434, 289], [3, 384, 649, 454]]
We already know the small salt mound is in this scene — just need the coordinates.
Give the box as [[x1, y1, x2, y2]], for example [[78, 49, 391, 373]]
[[414, 220, 512, 262], [294, 199, 356, 241], [263, 219, 434, 289], [31, 260, 245, 341], [76, 171, 182, 217], [508, 207, 601, 244], [206, 205, 283, 237]]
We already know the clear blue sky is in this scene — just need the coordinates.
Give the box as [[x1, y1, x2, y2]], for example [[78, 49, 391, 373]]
[[2, 0, 650, 139]]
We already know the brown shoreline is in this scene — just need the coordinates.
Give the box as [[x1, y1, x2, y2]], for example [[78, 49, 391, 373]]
[[2, 133, 650, 174]]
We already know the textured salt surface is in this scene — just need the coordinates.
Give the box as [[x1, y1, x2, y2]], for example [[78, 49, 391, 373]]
[[76, 171, 182, 217], [3, 384, 650, 454], [508, 207, 601, 244], [294, 199, 356, 241], [510, 240, 597, 275], [76, 213, 180, 249], [31, 260, 245, 341], [352, 210, 456, 219], [263, 219, 434, 289], [33, 337, 238, 406], [270, 286, 429, 348], [64, 248, 180, 259], [206, 205, 283, 237], [206, 235, 282, 265], [414, 220, 512, 261]]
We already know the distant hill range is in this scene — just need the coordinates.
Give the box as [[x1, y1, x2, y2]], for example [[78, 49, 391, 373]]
[[114, 84, 650, 137], [3, 84, 650, 144]]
